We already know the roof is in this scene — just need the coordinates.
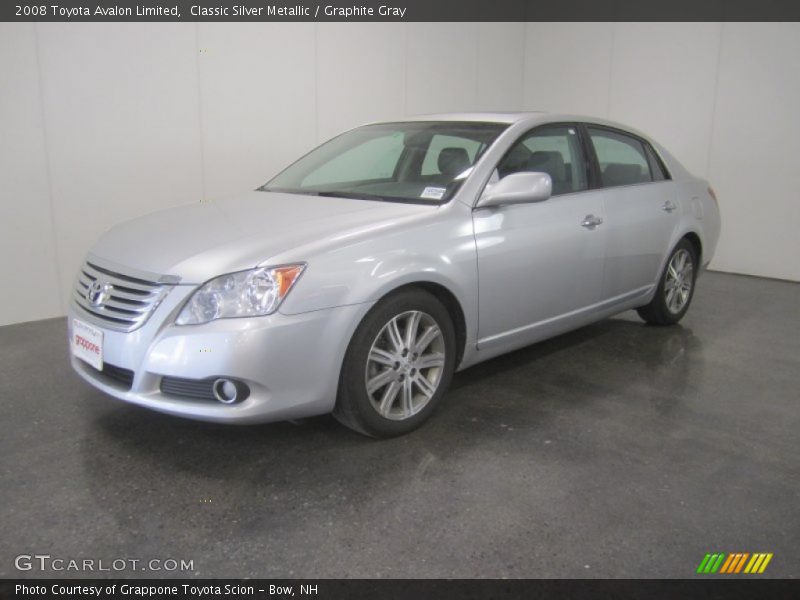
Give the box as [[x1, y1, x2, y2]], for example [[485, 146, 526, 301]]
[[400, 111, 544, 124], [393, 111, 658, 143]]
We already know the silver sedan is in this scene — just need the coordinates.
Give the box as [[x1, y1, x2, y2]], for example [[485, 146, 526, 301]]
[[68, 112, 721, 437]]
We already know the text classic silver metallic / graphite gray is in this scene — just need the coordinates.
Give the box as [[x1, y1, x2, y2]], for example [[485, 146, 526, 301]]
[[69, 113, 721, 437]]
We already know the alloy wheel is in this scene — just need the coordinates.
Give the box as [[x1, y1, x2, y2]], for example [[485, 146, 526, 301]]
[[364, 310, 446, 420], [664, 248, 694, 314]]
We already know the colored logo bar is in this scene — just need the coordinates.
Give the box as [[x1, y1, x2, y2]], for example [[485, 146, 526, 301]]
[[696, 552, 773, 574]]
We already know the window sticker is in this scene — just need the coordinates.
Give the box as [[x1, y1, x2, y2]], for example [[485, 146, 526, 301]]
[[421, 186, 447, 200]]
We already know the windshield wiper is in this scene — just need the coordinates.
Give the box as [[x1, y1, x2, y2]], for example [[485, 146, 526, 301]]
[[316, 191, 390, 202], [262, 188, 425, 204]]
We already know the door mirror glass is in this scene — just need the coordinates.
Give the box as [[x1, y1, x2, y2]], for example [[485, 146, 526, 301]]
[[477, 172, 552, 208]]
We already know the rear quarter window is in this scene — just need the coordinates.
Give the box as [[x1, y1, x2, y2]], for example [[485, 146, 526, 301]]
[[644, 143, 671, 181]]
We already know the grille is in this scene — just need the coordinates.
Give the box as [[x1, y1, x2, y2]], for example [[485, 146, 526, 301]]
[[160, 376, 216, 401], [73, 260, 172, 332], [102, 363, 134, 389]]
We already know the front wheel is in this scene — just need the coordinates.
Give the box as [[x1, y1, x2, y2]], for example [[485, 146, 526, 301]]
[[334, 288, 456, 438], [637, 238, 698, 326]]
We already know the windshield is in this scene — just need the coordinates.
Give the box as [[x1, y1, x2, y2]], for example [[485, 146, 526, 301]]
[[261, 121, 508, 204]]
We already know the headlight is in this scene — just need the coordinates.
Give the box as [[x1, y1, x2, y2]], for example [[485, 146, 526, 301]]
[[176, 264, 305, 325]]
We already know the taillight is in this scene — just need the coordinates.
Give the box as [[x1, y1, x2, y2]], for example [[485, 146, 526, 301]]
[[708, 186, 718, 206]]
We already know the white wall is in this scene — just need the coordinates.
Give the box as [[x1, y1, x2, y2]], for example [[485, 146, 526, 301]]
[[523, 22, 800, 283], [0, 22, 798, 326], [0, 24, 62, 324], [707, 23, 800, 279]]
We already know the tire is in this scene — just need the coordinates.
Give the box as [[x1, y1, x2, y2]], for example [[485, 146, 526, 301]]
[[334, 288, 457, 438], [637, 238, 698, 326]]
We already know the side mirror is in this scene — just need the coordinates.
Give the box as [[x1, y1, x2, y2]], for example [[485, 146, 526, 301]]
[[476, 171, 552, 208]]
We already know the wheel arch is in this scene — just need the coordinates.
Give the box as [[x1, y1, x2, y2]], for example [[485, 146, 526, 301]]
[[367, 280, 468, 369], [682, 231, 703, 266], [657, 229, 703, 282]]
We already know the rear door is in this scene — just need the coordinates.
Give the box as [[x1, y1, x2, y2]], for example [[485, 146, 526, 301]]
[[584, 126, 678, 300], [473, 124, 606, 351]]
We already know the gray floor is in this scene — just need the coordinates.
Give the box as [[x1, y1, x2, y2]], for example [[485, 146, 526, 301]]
[[1, 271, 798, 579]]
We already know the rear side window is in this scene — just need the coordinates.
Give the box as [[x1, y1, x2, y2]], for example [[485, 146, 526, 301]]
[[588, 127, 653, 187]]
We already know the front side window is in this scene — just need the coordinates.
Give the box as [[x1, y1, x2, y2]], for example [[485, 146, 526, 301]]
[[263, 122, 507, 204], [496, 125, 587, 195], [588, 127, 653, 187]]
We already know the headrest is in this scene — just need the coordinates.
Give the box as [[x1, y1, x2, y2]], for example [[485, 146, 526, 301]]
[[437, 147, 471, 178], [529, 151, 566, 182], [498, 145, 530, 177]]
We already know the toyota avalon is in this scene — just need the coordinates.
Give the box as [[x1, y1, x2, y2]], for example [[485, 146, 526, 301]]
[[69, 112, 721, 437]]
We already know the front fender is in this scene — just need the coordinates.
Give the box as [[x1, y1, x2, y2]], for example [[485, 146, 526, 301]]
[[277, 209, 479, 364]]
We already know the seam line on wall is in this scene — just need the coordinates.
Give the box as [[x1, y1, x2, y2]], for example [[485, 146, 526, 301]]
[[403, 23, 409, 116], [475, 24, 480, 109], [705, 22, 725, 180], [314, 23, 319, 141], [521, 23, 528, 109], [193, 23, 208, 202], [606, 22, 616, 118], [32, 23, 66, 315]]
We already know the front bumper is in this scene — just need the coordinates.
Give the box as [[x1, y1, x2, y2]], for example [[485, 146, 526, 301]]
[[68, 286, 373, 424]]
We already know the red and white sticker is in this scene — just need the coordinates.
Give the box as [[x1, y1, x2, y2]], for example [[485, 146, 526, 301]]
[[71, 318, 103, 371]]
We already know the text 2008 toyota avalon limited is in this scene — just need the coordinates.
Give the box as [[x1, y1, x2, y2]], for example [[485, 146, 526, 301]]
[[69, 113, 720, 437]]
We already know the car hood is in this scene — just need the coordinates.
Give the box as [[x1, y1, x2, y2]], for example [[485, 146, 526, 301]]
[[90, 191, 434, 283]]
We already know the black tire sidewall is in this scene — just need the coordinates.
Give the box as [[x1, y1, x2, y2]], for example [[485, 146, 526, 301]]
[[336, 288, 456, 438]]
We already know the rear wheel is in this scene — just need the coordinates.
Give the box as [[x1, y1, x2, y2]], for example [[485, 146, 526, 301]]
[[637, 238, 698, 326], [334, 288, 456, 438]]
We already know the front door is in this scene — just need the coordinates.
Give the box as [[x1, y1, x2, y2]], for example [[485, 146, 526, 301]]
[[473, 124, 606, 353]]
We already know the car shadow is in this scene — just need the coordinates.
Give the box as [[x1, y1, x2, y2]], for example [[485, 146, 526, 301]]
[[449, 316, 702, 409], [82, 316, 702, 486]]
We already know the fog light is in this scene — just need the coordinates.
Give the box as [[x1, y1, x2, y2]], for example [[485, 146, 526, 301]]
[[212, 378, 248, 404]]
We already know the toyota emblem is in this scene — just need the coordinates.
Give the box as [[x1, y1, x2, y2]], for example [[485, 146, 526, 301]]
[[87, 280, 112, 307]]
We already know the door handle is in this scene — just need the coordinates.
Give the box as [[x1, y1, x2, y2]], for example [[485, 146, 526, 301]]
[[581, 214, 603, 229], [662, 200, 678, 213]]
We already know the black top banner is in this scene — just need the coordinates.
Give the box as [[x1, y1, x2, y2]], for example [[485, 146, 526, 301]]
[[4, 0, 800, 22]]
